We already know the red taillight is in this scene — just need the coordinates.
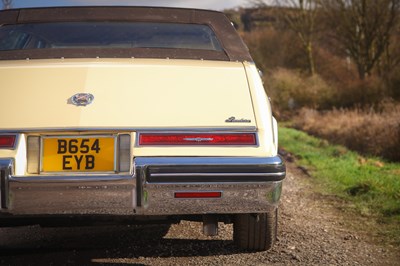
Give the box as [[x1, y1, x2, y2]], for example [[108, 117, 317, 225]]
[[174, 192, 222, 199], [139, 133, 256, 145], [0, 135, 16, 148]]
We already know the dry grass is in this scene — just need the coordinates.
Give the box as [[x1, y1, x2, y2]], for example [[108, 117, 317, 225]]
[[293, 100, 400, 161]]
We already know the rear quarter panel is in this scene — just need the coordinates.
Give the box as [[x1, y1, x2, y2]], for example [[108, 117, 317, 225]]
[[133, 62, 277, 158]]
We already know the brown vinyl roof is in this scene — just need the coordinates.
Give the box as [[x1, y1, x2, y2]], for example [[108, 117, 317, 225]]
[[0, 6, 253, 62]]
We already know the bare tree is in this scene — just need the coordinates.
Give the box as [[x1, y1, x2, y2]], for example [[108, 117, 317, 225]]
[[2, 0, 12, 9], [280, 0, 318, 76], [250, 0, 318, 75], [376, 28, 400, 78], [320, 0, 400, 80]]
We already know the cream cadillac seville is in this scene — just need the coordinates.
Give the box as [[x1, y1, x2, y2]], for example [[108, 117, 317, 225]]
[[0, 6, 285, 251]]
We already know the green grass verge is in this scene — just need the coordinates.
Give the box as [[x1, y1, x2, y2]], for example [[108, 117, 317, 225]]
[[279, 126, 400, 243]]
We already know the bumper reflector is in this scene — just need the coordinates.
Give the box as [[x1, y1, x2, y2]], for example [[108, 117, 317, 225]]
[[0, 135, 16, 148], [174, 192, 222, 199], [139, 133, 256, 145]]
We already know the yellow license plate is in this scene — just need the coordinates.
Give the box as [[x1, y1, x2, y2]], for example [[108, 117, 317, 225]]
[[42, 137, 115, 172]]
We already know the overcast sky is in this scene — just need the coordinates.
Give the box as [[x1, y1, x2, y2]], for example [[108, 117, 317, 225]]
[[5, 0, 273, 11]]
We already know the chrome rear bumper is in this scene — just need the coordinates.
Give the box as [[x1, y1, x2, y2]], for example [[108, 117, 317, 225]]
[[0, 156, 285, 218]]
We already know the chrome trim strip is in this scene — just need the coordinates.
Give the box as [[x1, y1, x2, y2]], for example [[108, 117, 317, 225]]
[[146, 173, 285, 184], [145, 181, 280, 186], [135, 156, 285, 166], [150, 172, 286, 177], [0, 126, 257, 133], [183, 137, 214, 142], [10, 174, 133, 183]]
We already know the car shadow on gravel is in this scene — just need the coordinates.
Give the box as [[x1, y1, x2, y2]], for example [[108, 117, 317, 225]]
[[0, 225, 249, 265], [0, 237, 239, 256]]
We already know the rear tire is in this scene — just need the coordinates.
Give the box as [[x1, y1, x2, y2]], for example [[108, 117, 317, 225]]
[[233, 209, 277, 251]]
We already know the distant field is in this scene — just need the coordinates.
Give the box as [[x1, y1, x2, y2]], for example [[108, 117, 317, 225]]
[[279, 126, 400, 244]]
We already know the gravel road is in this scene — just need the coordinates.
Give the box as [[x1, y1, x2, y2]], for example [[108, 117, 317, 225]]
[[1, 161, 399, 265]]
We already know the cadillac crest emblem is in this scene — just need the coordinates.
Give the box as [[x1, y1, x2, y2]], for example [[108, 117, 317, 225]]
[[71, 93, 94, 106]]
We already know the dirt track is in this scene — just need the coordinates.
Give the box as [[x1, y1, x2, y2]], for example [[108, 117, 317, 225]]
[[0, 161, 399, 265]]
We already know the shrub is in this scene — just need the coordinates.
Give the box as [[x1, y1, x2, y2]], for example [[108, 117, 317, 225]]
[[264, 69, 334, 116], [337, 77, 387, 108], [313, 47, 388, 108], [293, 100, 400, 161], [313, 45, 358, 85], [384, 66, 400, 100]]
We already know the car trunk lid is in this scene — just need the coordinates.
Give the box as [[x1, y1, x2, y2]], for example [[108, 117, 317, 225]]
[[0, 59, 256, 130]]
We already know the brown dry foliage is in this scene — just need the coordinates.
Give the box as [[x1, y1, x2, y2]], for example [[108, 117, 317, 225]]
[[264, 68, 335, 117], [241, 28, 306, 71], [293, 100, 400, 161]]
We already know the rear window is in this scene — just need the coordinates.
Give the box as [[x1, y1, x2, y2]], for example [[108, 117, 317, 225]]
[[0, 22, 223, 51]]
